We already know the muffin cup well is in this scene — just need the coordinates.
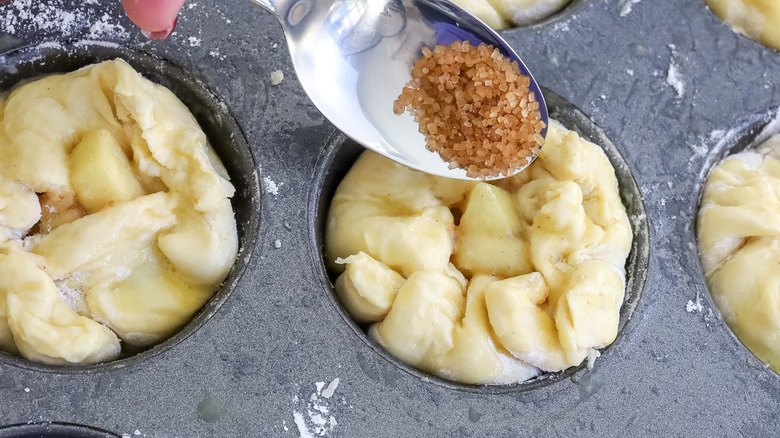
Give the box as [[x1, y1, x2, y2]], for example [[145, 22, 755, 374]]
[[308, 89, 650, 394], [0, 41, 262, 372]]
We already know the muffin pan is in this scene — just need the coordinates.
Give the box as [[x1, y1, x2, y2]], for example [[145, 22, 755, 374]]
[[0, 0, 779, 436]]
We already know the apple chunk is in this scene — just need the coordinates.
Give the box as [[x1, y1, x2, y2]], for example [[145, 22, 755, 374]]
[[69, 129, 145, 212], [454, 182, 531, 277]]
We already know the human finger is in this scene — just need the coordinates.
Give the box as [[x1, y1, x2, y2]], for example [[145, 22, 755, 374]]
[[121, 0, 186, 39]]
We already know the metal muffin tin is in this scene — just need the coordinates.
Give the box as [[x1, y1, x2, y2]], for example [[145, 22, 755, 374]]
[[0, 0, 778, 436]]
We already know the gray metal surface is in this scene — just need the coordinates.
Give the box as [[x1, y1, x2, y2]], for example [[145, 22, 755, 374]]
[[0, 0, 777, 436]]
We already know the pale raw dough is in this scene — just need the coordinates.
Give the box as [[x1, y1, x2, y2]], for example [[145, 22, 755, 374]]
[[453, 0, 571, 29], [326, 120, 632, 384], [0, 59, 238, 364], [704, 0, 780, 50], [697, 134, 780, 371]]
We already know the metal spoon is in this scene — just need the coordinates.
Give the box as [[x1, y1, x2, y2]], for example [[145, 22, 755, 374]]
[[251, 0, 549, 180]]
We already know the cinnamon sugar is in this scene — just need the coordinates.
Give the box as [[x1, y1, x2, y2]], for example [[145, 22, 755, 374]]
[[394, 41, 545, 178]]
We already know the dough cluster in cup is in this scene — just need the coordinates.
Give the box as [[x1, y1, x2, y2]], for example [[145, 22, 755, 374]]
[[326, 120, 632, 385], [698, 134, 780, 372], [0, 59, 238, 365]]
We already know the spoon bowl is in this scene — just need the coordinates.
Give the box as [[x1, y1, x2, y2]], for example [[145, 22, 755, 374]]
[[252, 0, 548, 180]]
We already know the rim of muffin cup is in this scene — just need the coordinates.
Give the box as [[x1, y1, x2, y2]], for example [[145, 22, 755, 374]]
[[0, 421, 121, 438]]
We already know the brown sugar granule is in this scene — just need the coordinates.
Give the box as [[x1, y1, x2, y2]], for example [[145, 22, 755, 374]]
[[393, 41, 546, 178]]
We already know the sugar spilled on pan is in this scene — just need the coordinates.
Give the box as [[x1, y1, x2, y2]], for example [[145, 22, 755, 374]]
[[287, 378, 343, 437], [0, 0, 130, 38]]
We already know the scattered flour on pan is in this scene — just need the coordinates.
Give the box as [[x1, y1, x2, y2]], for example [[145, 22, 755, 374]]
[[666, 44, 686, 98], [35, 41, 64, 50], [687, 134, 711, 159], [586, 348, 601, 370], [754, 107, 780, 146], [0, 0, 129, 38], [687, 128, 725, 161], [293, 412, 315, 438], [667, 63, 685, 98], [321, 378, 339, 398], [630, 212, 647, 230], [291, 378, 341, 437], [88, 13, 129, 38], [552, 21, 569, 32], [263, 176, 283, 195], [74, 40, 122, 49], [209, 49, 227, 61], [686, 291, 704, 313], [709, 129, 726, 142]]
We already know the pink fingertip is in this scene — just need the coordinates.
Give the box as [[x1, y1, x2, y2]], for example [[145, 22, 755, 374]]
[[122, 0, 185, 38], [142, 17, 178, 40]]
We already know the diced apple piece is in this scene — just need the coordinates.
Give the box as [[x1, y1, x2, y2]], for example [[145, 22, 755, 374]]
[[454, 182, 531, 277], [69, 129, 145, 212]]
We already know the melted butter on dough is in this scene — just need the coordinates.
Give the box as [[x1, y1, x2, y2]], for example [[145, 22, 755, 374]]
[[0, 59, 238, 364], [704, 0, 780, 50], [326, 120, 632, 384], [698, 134, 780, 371]]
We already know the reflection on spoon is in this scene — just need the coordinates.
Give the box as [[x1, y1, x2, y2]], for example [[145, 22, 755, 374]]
[[252, 0, 548, 180]]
